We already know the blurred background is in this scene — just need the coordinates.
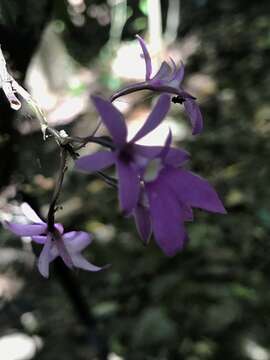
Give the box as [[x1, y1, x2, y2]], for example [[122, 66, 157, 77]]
[[0, 0, 270, 359]]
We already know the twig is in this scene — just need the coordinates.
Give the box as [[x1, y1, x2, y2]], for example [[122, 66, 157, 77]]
[[68, 135, 115, 150], [96, 171, 118, 188], [47, 146, 68, 231]]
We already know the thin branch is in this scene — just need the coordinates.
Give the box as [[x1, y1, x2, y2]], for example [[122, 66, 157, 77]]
[[69, 135, 115, 150], [96, 171, 118, 188], [47, 146, 68, 231]]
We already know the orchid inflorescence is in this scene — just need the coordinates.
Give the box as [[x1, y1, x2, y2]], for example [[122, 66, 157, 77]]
[[1, 35, 226, 277]]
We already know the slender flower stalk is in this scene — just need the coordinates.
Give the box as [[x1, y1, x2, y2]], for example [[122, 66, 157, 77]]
[[47, 147, 68, 231]]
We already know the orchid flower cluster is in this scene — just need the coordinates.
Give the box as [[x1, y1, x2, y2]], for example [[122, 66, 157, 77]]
[[2, 35, 226, 277]]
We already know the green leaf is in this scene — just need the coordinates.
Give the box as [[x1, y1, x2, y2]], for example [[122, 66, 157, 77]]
[[139, 0, 148, 15]]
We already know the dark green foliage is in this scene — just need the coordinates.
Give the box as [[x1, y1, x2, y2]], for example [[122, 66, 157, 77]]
[[1, 1, 270, 359]]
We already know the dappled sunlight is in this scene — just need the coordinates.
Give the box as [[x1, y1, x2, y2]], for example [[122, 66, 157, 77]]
[[0, 1, 269, 359], [25, 24, 95, 130], [0, 333, 42, 360], [112, 40, 148, 80], [244, 339, 270, 360], [127, 108, 188, 145]]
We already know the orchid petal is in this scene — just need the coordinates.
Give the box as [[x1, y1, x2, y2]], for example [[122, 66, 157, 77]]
[[64, 231, 92, 252], [132, 94, 171, 143], [145, 180, 188, 256], [55, 239, 73, 269], [75, 151, 115, 173], [31, 235, 47, 244], [91, 96, 127, 147], [136, 34, 152, 80], [151, 61, 172, 82], [133, 203, 152, 244], [5, 221, 46, 236], [164, 168, 226, 214], [179, 201, 194, 221], [164, 147, 190, 166], [37, 236, 52, 278], [21, 203, 44, 223], [134, 144, 189, 167], [173, 61, 185, 83], [184, 98, 203, 135], [137, 130, 173, 167], [116, 159, 140, 214], [72, 254, 103, 272], [49, 244, 59, 262], [55, 223, 64, 234], [62, 231, 77, 240], [159, 129, 173, 161]]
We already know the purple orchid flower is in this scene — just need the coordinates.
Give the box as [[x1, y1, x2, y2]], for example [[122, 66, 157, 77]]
[[76, 94, 189, 215], [4, 203, 102, 278], [133, 132, 227, 256], [111, 35, 203, 135]]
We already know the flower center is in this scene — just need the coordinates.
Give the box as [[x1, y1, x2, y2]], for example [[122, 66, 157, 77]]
[[144, 159, 162, 182], [118, 144, 134, 164]]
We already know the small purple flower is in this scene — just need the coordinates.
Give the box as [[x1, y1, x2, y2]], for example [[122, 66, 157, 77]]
[[133, 133, 226, 256], [111, 35, 203, 135], [4, 203, 102, 278], [76, 94, 189, 215]]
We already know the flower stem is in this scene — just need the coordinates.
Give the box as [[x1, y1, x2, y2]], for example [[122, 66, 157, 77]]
[[110, 81, 148, 102], [47, 146, 68, 231], [68, 135, 115, 150]]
